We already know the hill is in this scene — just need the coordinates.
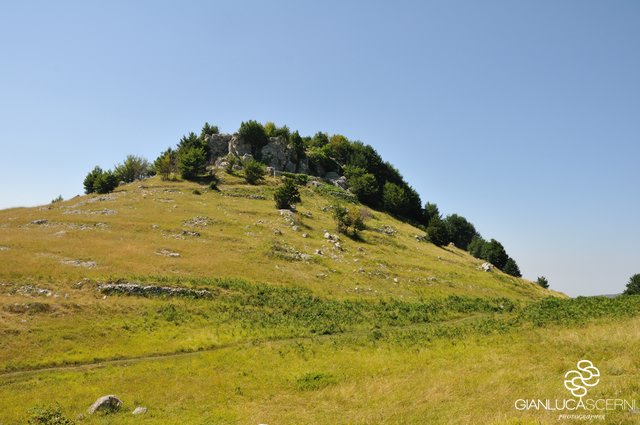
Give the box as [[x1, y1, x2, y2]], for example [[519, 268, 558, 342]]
[[1, 149, 640, 424]]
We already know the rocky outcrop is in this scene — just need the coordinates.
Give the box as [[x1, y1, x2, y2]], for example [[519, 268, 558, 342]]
[[205, 134, 232, 158], [88, 395, 122, 414], [260, 136, 309, 173], [99, 282, 213, 299], [228, 134, 253, 157]]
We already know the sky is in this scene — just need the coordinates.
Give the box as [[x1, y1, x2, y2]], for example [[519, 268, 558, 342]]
[[0, 1, 638, 297]]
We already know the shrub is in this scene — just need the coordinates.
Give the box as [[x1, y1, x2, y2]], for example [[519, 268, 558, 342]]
[[83, 166, 103, 194], [333, 203, 366, 236], [503, 257, 522, 277], [536, 276, 549, 289], [443, 214, 477, 250], [153, 149, 177, 181], [427, 217, 450, 246], [238, 120, 268, 157], [274, 179, 301, 209], [280, 172, 308, 185], [243, 159, 265, 184], [28, 404, 75, 425], [51, 195, 63, 204], [225, 155, 239, 174], [178, 146, 207, 181], [296, 372, 336, 391], [93, 170, 118, 194], [623, 273, 640, 295], [192, 189, 201, 195], [114, 155, 150, 183], [382, 182, 409, 215]]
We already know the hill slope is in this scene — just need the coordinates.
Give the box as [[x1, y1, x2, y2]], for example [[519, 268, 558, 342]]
[[0, 173, 553, 301]]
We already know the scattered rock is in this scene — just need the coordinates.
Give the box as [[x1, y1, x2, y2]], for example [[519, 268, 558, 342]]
[[291, 225, 299, 232], [156, 249, 180, 258], [273, 228, 283, 235], [31, 219, 48, 225], [87, 395, 122, 415], [334, 242, 342, 250], [315, 249, 324, 256], [99, 282, 212, 299], [132, 406, 147, 415], [480, 262, 493, 272], [183, 216, 214, 227], [0, 246, 9, 251], [302, 233, 309, 238], [14, 285, 53, 297], [61, 259, 97, 268], [377, 225, 397, 236], [332, 176, 348, 189]]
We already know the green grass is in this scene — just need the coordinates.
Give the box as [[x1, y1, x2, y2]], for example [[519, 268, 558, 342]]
[[3, 174, 637, 424]]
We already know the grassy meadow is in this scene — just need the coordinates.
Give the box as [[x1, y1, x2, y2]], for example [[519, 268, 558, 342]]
[[0, 173, 638, 424]]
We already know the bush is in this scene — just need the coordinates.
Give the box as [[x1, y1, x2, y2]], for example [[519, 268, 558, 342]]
[[83, 166, 103, 194], [536, 276, 549, 289], [225, 155, 239, 174], [623, 273, 640, 295], [274, 179, 301, 209], [153, 149, 178, 181], [333, 203, 366, 236], [427, 217, 450, 246], [443, 214, 477, 250], [114, 155, 150, 183], [503, 257, 522, 277], [51, 195, 63, 204], [280, 172, 308, 185], [382, 182, 409, 215], [238, 120, 268, 157], [93, 170, 118, 194], [28, 404, 75, 425], [243, 159, 265, 184], [178, 146, 207, 180]]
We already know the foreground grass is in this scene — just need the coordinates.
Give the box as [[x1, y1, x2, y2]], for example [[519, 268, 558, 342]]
[[1, 300, 640, 424]]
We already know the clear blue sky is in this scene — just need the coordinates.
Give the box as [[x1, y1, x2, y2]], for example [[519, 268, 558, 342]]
[[1, 1, 638, 297]]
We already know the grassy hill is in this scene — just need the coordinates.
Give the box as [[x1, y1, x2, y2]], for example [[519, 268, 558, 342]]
[[1, 172, 640, 424]]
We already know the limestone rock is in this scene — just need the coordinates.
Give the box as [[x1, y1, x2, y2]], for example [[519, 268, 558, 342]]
[[205, 133, 232, 159], [87, 395, 122, 415], [481, 262, 493, 272], [132, 406, 147, 415], [228, 134, 253, 157]]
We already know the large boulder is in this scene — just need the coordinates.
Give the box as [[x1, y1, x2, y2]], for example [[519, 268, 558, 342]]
[[88, 395, 122, 414], [261, 136, 290, 170], [205, 134, 232, 160], [228, 134, 253, 157]]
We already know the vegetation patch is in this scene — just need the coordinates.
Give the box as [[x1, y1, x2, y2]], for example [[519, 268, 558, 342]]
[[296, 372, 337, 391]]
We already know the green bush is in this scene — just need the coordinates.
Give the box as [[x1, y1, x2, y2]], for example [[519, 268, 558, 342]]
[[28, 404, 75, 425], [280, 172, 308, 185], [153, 148, 178, 181], [443, 214, 477, 250], [243, 159, 265, 184], [333, 203, 366, 236], [296, 372, 336, 391], [178, 146, 207, 181], [503, 257, 522, 277], [623, 274, 640, 295], [536, 276, 549, 289], [427, 217, 450, 246], [345, 166, 379, 205], [93, 170, 118, 194], [83, 166, 103, 194], [274, 179, 301, 209], [114, 154, 150, 183]]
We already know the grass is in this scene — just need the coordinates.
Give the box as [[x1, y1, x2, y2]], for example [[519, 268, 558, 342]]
[[2, 173, 637, 424]]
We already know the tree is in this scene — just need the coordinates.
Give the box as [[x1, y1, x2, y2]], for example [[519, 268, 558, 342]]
[[153, 149, 177, 181], [503, 257, 522, 277], [427, 217, 450, 247], [178, 146, 207, 180], [289, 130, 305, 160], [93, 170, 118, 194], [333, 204, 366, 236], [344, 166, 379, 205], [444, 214, 477, 250], [83, 166, 103, 194], [243, 159, 265, 184], [114, 155, 150, 183], [274, 179, 301, 210], [424, 202, 440, 227], [200, 122, 219, 139], [382, 182, 409, 216], [238, 120, 268, 157], [482, 239, 509, 269], [468, 235, 486, 259], [309, 131, 329, 148], [536, 276, 549, 289], [623, 273, 640, 295]]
